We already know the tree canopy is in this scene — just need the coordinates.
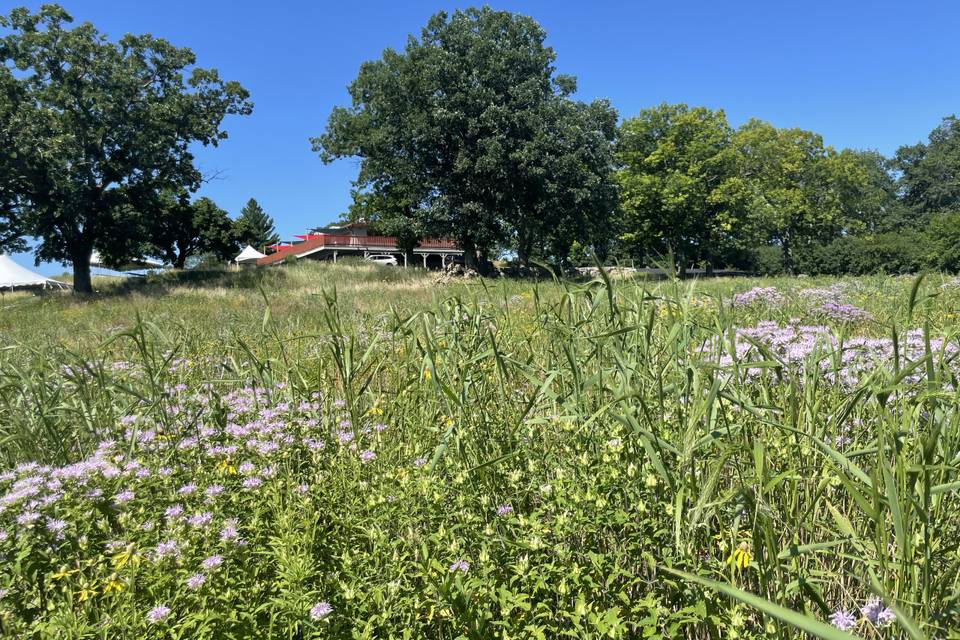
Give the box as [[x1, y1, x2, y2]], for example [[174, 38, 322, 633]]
[[0, 5, 251, 292], [314, 7, 617, 270], [145, 194, 238, 269]]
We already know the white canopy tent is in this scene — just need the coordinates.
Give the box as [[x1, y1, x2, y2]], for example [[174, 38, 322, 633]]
[[90, 250, 165, 271], [0, 254, 69, 291], [234, 245, 266, 265]]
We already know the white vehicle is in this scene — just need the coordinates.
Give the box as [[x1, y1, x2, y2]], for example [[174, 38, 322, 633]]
[[365, 254, 398, 266]]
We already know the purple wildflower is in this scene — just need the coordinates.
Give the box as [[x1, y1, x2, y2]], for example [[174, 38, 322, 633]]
[[164, 504, 184, 519], [877, 608, 895, 626], [153, 539, 180, 561], [146, 604, 171, 624], [360, 450, 376, 462], [202, 554, 224, 571], [242, 476, 263, 489], [496, 504, 514, 517], [449, 559, 470, 573], [829, 608, 856, 631], [186, 573, 207, 590], [414, 457, 428, 467], [187, 512, 213, 528], [220, 520, 240, 542], [46, 518, 67, 534], [733, 287, 785, 308], [114, 489, 135, 505], [309, 601, 333, 620], [205, 484, 224, 500], [16, 511, 40, 526]]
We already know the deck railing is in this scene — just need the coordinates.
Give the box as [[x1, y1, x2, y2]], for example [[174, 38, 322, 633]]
[[257, 234, 459, 265]]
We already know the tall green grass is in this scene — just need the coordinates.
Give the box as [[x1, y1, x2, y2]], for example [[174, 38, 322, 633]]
[[0, 262, 957, 638]]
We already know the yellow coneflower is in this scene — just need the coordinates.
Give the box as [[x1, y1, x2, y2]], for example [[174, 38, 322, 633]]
[[728, 541, 752, 570]]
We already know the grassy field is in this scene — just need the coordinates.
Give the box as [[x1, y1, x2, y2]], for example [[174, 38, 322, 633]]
[[1, 262, 958, 639]]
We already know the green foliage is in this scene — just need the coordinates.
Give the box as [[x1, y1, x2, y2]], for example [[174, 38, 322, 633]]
[[924, 211, 960, 272], [616, 103, 736, 273], [795, 231, 927, 275], [234, 198, 279, 250], [717, 120, 879, 274], [896, 116, 960, 213], [314, 7, 617, 269], [1, 265, 959, 637], [0, 5, 251, 292], [146, 195, 239, 268]]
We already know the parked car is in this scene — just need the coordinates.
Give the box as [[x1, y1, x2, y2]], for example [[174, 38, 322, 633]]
[[365, 254, 398, 266]]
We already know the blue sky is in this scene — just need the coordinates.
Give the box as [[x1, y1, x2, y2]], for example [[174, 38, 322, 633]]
[[7, 0, 960, 275]]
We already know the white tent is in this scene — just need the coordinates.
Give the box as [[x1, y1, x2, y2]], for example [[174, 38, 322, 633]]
[[234, 245, 266, 265], [0, 255, 69, 291], [90, 250, 164, 271]]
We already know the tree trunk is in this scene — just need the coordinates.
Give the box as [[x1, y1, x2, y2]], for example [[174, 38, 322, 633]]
[[517, 233, 532, 268], [174, 253, 187, 269], [72, 248, 93, 295], [782, 228, 795, 275], [462, 238, 477, 271]]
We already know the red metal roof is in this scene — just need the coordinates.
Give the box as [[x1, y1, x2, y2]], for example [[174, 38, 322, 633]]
[[257, 234, 459, 266]]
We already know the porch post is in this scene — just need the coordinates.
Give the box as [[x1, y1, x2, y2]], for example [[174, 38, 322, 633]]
[[333, 251, 338, 264], [422, 254, 428, 268]]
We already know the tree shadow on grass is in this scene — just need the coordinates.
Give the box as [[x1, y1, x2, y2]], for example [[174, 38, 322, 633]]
[[90, 267, 285, 299]]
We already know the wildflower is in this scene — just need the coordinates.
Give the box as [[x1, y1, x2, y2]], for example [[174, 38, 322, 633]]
[[829, 608, 856, 631], [337, 430, 354, 444], [732, 287, 785, 308], [242, 476, 263, 489], [186, 573, 207, 590], [202, 554, 224, 571], [17, 510, 40, 526], [877, 607, 895, 627], [153, 539, 180, 561], [238, 461, 256, 475], [861, 597, 882, 624], [360, 450, 376, 462], [205, 484, 224, 500], [496, 504, 514, 517], [297, 483, 310, 494], [449, 559, 470, 573], [114, 489, 135, 505], [220, 520, 240, 542], [178, 483, 198, 496], [414, 457, 428, 467], [309, 601, 333, 620], [46, 518, 68, 534], [187, 512, 213, 528], [146, 604, 171, 624], [728, 542, 752, 569], [164, 504, 184, 519]]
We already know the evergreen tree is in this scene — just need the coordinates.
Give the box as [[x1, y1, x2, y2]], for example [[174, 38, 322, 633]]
[[235, 198, 279, 249]]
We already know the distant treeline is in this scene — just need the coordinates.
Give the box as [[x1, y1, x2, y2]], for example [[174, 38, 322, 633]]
[[3, 5, 958, 296], [318, 8, 960, 276]]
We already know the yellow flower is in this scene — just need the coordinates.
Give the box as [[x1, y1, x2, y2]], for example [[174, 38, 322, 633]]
[[51, 568, 79, 581], [728, 542, 752, 570], [102, 578, 125, 595], [217, 459, 237, 475], [76, 586, 96, 602], [111, 547, 134, 570], [422, 368, 432, 381]]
